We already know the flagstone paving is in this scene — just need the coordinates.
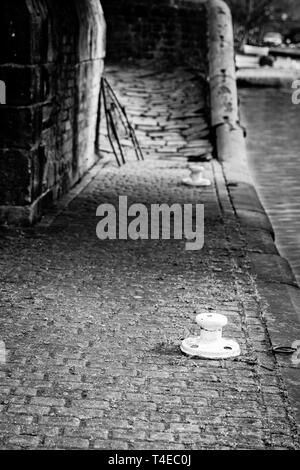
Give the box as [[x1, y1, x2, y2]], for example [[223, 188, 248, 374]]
[[99, 64, 213, 164]]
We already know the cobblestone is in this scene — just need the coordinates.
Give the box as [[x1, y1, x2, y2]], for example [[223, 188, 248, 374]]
[[0, 64, 299, 450]]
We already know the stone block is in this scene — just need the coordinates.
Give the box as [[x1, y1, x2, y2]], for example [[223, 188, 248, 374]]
[[236, 209, 274, 237], [0, 148, 31, 205], [0, 1, 31, 64], [229, 182, 266, 214], [0, 65, 41, 106], [0, 105, 42, 149], [247, 253, 297, 286], [243, 229, 279, 255]]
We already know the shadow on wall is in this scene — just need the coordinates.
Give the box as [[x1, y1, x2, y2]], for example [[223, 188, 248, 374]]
[[100, 0, 207, 66], [0, 0, 106, 225]]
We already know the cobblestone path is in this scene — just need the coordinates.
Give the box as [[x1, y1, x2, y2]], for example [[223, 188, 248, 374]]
[[0, 66, 299, 450]]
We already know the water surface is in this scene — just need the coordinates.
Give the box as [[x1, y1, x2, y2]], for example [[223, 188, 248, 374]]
[[240, 87, 300, 285]]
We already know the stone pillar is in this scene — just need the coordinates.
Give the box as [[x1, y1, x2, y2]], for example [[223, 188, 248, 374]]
[[0, 0, 106, 225]]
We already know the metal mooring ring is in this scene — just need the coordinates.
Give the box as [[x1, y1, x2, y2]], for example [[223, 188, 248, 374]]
[[271, 346, 297, 355]]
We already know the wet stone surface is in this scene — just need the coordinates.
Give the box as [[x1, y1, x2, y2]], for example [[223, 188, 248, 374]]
[[0, 65, 299, 450]]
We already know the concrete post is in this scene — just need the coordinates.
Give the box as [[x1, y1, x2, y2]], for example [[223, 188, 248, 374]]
[[206, 0, 238, 128], [206, 0, 274, 235]]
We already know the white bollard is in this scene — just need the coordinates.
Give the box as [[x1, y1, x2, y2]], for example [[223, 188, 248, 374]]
[[182, 164, 211, 187], [181, 313, 240, 359]]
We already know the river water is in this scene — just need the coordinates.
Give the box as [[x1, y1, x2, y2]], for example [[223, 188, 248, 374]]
[[239, 87, 300, 285]]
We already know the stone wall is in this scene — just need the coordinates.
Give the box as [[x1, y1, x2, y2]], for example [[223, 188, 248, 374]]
[[100, 0, 207, 67], [0, 0, 106, 224]]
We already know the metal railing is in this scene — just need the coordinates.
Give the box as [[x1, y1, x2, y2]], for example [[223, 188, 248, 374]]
[[99, 76, 144, 166]]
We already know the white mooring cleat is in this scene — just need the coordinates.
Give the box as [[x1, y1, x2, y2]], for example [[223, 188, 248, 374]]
[[181, 313, 241, 359], [182, 164, 211, 187]]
